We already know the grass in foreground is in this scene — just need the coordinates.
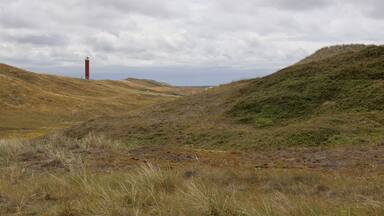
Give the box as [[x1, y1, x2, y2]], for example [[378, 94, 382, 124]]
[[0, 135, 384, 215]]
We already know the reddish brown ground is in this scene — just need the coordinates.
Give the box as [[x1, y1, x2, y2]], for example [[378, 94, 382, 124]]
[[18, 145, 384, 173]]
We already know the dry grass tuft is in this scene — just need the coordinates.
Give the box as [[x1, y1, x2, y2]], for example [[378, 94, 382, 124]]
[[0, 135, 383, 215]]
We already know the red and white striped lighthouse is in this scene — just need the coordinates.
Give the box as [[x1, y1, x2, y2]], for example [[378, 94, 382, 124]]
[[85, 57, 90, 80]]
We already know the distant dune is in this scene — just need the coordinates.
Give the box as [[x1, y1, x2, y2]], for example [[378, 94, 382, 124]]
[[0, 64, 203, 138]]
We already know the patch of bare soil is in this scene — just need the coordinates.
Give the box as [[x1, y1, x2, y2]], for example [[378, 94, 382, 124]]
[[124, 145, 384, 172], [14, 144, 384, 173], [243, 146, 384, 170], [0, 193, 17, 214]]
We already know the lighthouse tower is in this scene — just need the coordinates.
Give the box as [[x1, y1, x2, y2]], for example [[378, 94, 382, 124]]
[[85, 57, 90, 80]]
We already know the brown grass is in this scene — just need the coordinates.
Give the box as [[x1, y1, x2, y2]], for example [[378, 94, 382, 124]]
[[0, 135, 383, 215], [0, 64, 204, 138]]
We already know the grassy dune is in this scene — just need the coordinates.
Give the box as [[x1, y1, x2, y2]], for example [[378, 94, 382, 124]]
[[0, 64, 202, 138], [67, 45, 384, 150], [0, 135, 383, 215], [296, 44, 368, 65]]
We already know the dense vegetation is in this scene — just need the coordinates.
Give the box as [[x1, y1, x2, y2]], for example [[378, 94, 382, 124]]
[[230, 45, 384, 125]]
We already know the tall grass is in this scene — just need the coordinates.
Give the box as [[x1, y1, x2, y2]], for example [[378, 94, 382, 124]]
[[0, 135, 383, 215]]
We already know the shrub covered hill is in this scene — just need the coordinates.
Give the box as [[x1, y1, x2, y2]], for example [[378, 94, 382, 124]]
[[0, 64, 201, 138], [67, 45, 384, 150]]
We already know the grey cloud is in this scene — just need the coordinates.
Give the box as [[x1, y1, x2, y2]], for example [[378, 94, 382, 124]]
[[0, 2, 36, 28], [0, 15, 33, 29], [83, 0, 179, 18], [10, 34, 68, 46], [353, 0, 384, 19], [216, 0, 331, 13], [0, 0, 383, 85], [263, 0, 332, 11]]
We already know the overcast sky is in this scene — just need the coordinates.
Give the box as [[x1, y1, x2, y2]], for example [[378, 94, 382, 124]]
[[1, 0, 383, 85]]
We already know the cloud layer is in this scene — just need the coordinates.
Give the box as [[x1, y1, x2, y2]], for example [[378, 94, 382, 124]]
[[0, 0, 383, 85]]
